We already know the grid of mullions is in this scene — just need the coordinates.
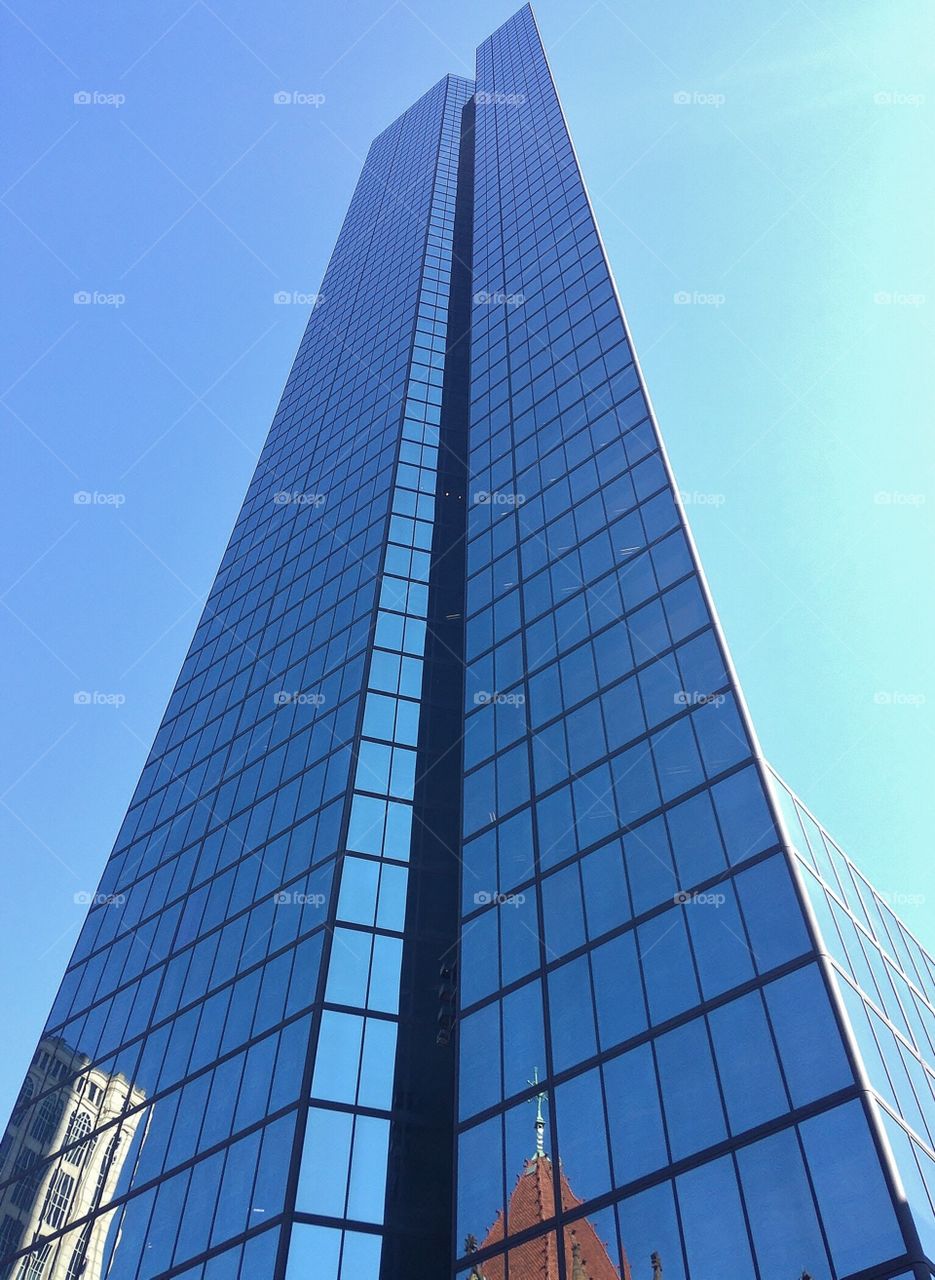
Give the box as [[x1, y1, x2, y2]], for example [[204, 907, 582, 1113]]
[[0, 75, 463, 1280], [287, 76, 474, 1280], [453, 8, 915, 1280], [769, 770, 935, 1260]]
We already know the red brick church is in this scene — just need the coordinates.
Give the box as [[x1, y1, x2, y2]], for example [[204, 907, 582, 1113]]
[[465, 1092, 662, 1280]]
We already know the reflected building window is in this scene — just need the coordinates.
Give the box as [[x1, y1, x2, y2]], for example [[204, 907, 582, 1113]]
[[0, 1037, 145, 1280]]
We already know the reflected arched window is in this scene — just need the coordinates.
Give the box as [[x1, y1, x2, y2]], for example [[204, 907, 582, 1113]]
[[41, 1169, 75, 1229], [19, 1242, 51, 1279], [11, 1074, 36, 1121], [9, 1150, 41, 1213], [30, 1095, 64, 1147], [63, 1109, 94, 1166]]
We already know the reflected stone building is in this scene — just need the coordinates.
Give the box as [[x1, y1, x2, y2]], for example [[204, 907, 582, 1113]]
[[0, 1038, 145, 1278], [2, 6, 934, 1280]]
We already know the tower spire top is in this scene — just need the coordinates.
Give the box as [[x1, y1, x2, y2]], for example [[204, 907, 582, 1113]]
[[527, 1068, 547, 1159]]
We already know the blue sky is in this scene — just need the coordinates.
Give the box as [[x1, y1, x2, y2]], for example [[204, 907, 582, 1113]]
[[1, 0, 932, 1123]]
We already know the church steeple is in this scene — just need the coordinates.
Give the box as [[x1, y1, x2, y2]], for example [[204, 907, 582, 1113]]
[[528, 1068, 548, 1159]]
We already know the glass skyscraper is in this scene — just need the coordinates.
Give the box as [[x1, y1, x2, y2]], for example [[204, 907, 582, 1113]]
[[1, 7, 933, 1280]]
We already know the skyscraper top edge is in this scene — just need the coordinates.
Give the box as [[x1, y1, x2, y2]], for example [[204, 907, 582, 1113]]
[[477, 2, 537, 52], [366, 72, 475, 157]]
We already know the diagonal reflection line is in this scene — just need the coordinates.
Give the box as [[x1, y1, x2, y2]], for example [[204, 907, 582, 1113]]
[[1, 600, 83, 681], [0, 199, 82, 279], [35, 918, 83, 965], [719, 112, 884, 281], [396, 0, 474, 74], [197, 0, 283, 81], [319, 0, 399, 80], [118, 318, 280, 478], [2, 402, 82, 481], [598, 122, 677, 197], [119, 121, 280, 279], [118, 519, 203, 601], [119, 0, 200, 79], [2, 121, 80, 200], [544, 0, 604, 54], [1, 522, 80, 601], [2, 322, 80, 400], [0, 0, 78, 76], [711, 1, 797, 84], [0, 725, 77, 804], [0, 806, 82, 895], [118, 601, 201, 681], [597, 0, 681, 81]]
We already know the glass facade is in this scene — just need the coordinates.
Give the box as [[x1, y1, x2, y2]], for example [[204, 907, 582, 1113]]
[[1, 6, 932, 1280]]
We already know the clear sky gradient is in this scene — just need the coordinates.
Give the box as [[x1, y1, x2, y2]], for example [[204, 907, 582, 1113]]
[[1, 0, 932, 1125]]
